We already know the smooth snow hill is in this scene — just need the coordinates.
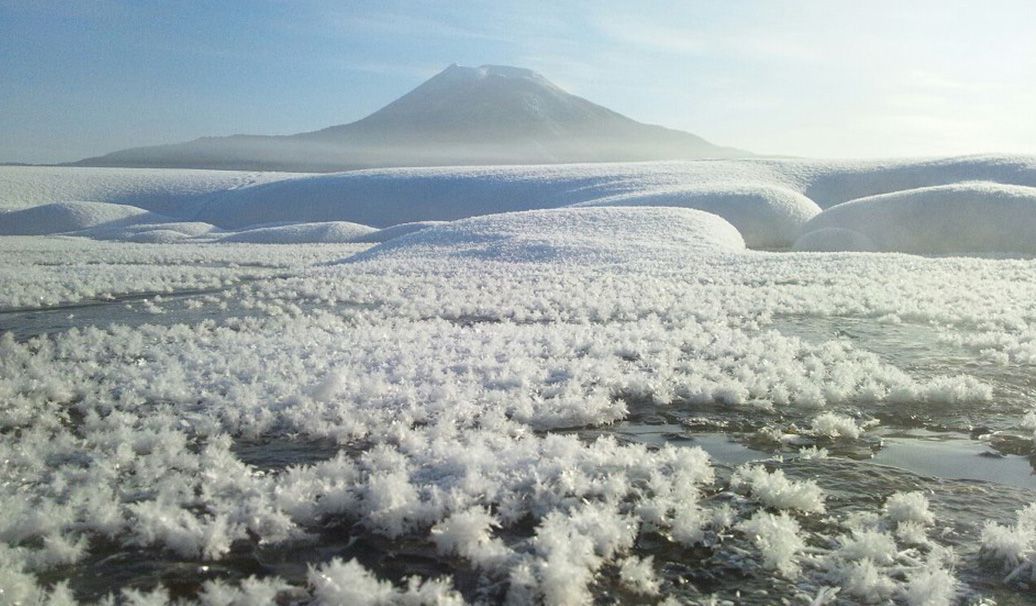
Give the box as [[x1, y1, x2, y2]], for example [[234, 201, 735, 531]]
[[79, 221, 219, 242], [72, 64, 744, 172], [192, 155, 1036, 229], [218, 221, 376, 244], [572, 184, 820, 249], [795, 181, 1036, 255], [795, 155, 1036, 208], [0, 201, 166, 236], [350, 221, 447, 243], [350, 207, 745, 266], [190, 155, 1036, 248], [4, 155, 1036, 251]]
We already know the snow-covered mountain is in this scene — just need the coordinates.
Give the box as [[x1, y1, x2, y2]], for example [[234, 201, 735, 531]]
[[73, 64, 745, 172]]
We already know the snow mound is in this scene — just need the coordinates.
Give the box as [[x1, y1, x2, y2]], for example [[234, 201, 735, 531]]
[[351, 221, 448, 243], [28, 155, 1008, 230], [0, 201, 162, 235], [350, 207, 745, 265], [73, 221, 218, 242], [122, 229, 193, 244], [573, 184, 820, 249], [218, 221, 377, 244], [6, 156, 1036, 227], [796, 182, 1036, 255]]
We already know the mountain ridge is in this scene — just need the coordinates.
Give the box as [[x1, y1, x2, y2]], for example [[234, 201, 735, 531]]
[[73, 64, 747, 172]]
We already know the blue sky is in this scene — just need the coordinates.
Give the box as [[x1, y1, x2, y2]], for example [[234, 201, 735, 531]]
[[2, 0, 1035, 163]]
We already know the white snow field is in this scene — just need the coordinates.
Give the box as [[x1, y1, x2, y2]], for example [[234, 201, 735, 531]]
[[2, 156, 1036, 604]]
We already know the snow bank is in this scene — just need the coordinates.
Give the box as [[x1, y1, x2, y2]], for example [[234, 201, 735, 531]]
[[573, 184, 820, 249], [192, 162, 792, 229], [351, 207, 745, 265], [190, 155, 1036, 229], [6, 156, 1036, 237], [0, 201, 163, 235], [121, 229, 191, 244], [218, 221, 377, 244], [796, 182, 1036, 255], [799, 155, 1036, 208], [0, 201, 227, 243], [0, 165, 303, 214]]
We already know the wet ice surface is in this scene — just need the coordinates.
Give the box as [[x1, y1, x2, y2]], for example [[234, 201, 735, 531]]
[[0, 288, 240, 342], [874, 432, 1034, 491], [4, 238, 1036, 605]]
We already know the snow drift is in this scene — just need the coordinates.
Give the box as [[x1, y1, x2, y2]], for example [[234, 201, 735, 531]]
[[0, 201, 164, 236], [74, 221, 218, 241], [573, 184, 820, 248], [192, 161, 803, 230], [120, 229, 194, 244], [795, 181, 1036, 255], [351, 207, 745, 265], [193, 164, 656, 229], [192, 156, 1036, 231], [351, 221, 447, 243], [218, 221, 376, 244], [0, 165, 301, 214]]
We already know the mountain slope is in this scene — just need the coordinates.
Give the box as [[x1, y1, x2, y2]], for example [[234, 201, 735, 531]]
[[74, 64, 746, 172]]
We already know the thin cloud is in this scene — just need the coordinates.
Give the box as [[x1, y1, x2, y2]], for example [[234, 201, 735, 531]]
[[324, 11, 505, 42]]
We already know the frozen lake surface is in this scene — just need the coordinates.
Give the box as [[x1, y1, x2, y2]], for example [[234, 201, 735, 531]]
[[3, 161, 1036, 605]]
